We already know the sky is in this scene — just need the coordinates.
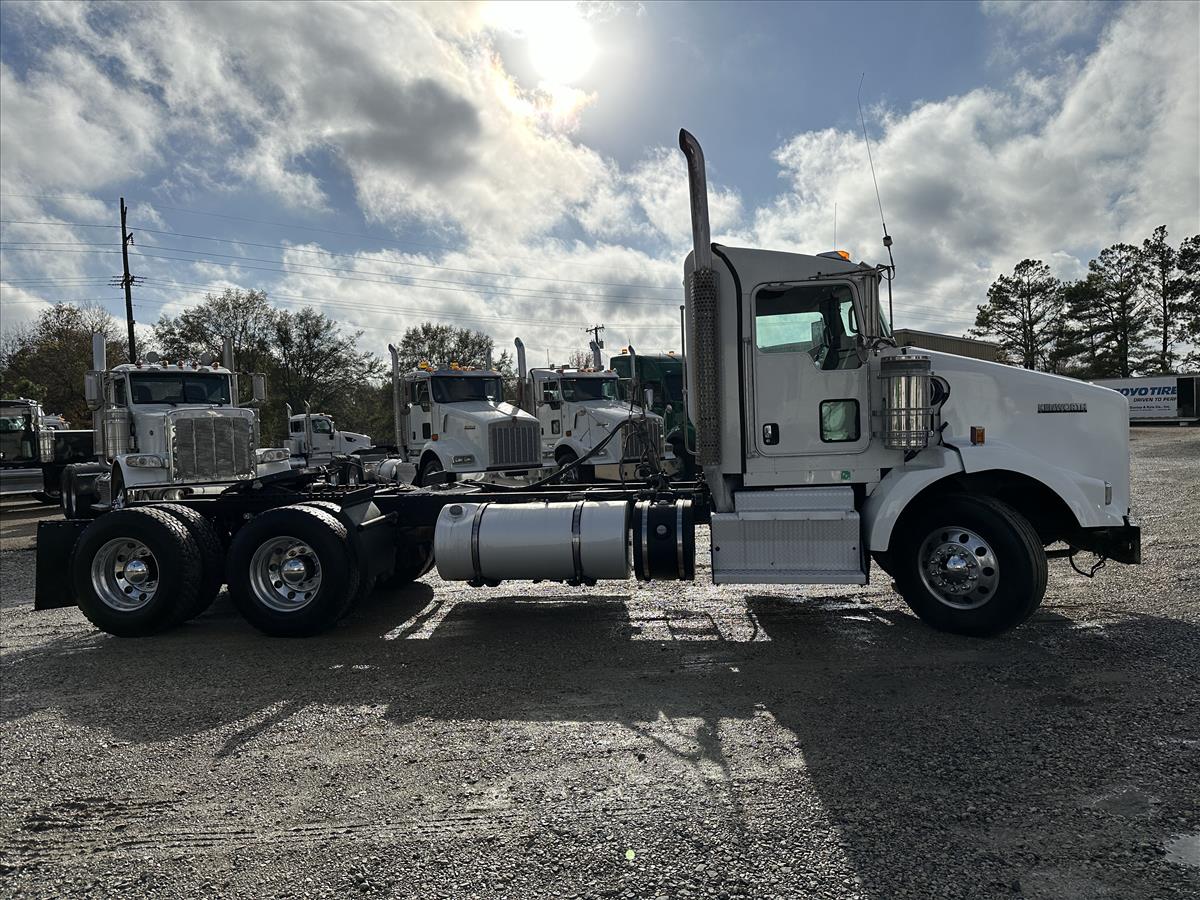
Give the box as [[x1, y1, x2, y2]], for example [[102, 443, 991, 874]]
[[1, 0, 1197, 366]]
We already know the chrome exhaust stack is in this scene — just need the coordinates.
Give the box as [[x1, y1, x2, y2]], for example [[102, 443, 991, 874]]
[[388, 343, 403, 451], [678, 128, 724, 502], [589, 340, 603, 370], [514, 337, 528, 412]]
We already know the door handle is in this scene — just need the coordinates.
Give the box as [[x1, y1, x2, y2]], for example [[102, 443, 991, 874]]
[[762, 423, 779, 445]]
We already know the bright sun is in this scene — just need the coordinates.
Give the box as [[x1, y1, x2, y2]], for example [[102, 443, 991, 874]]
[[485, 1, 598, 85]]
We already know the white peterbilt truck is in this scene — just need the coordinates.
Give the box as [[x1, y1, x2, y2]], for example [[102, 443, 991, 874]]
[[36, 129, 1138, 640], [512, 338, 677, 483], [384, 346, 542, 487], [58, 337, 292, 517]]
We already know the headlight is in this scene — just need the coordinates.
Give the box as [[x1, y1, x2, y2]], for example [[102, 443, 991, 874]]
[[452, 454, 475, 465], [126, 454, 165, 468], [257, 448, 290, 463]]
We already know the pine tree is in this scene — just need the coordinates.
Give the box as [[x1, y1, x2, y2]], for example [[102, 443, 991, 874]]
[[971, 259, 1062, 370], [1089, 243, 1150, 378], [1178, 235, 1200, 371], [1140, 226, 1186, 374]]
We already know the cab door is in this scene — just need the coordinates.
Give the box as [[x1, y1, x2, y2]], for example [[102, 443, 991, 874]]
[[406, 379, 432, 458], [750, 280, 870, 457], [535, 376, 564, 451]]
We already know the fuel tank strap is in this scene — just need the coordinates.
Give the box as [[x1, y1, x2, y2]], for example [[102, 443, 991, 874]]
[[571, 500, 585, 582], [469, 501, 490, 582]]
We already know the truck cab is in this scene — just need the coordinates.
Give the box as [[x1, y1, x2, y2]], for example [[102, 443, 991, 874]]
[[610, 351, 694, 472], [62, 343, 292, 515], [397, 364, 541, 486], [285, 411, 373, 462], [525, 366, 674, 481]]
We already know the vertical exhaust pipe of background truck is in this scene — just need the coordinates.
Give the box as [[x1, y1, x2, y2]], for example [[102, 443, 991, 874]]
[[388, 344, 402, 452], [222, 336, 240, 407], [92, 333, 107, 372], [678, 128, 727, 508], [514, 337, 528, 412], [589, 340, 603, 370]]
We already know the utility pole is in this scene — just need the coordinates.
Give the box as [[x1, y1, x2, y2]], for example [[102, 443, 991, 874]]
[[583, 323, 605, 349], [119, 197, 137, 362]]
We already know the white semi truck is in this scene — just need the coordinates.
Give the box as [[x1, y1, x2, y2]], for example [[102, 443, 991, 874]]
[[58, 337, 293, 517], [385, 347, 542, 487], [36, 129, 1139, 640], [513, 339, 676, 483]]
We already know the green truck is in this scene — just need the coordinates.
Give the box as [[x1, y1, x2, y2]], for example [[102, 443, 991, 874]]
[[609, 351, 695, 474]]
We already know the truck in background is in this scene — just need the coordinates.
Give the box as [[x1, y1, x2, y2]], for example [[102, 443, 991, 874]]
[[609, 349, 695, 474], [283, 404, 380, 484], [0, 398, 95, 503], [58, 337, 293, 517], [387, 345, 542, 487], [893, 328, 999, 363], [513, 338, 675, 483], [1092, 374, 1198, 425]]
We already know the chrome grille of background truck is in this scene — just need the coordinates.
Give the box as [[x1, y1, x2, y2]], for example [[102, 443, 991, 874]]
[[489, 419, 540, 467]]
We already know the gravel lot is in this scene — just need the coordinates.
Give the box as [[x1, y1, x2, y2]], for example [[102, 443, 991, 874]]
[[1, 428, 1197, 899]]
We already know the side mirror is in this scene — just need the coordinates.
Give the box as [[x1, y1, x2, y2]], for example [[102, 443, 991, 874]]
[[420, 400, 431, 413], [251, 374, 267, 403], [644, 388, 655, 409], [665, 404, 673, 416], [84, 372, 103, 411]]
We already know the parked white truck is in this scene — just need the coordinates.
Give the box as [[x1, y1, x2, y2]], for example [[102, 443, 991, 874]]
[[39, 129, 1139, 640], [59, 337, 292, 517], [386, 347, 541, 487], [513, 339, 676, 483]]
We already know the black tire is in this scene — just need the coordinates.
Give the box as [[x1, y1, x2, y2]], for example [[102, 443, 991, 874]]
[[554, 448, 591, 484], [870, 550, 896, 578], [297, 501, 374, 611], [154, 504, 226, 622], [416, 456, 448, 487], [226, 505, 359, 637], [72, 508, 202, 637], [377, 540, 434, 589], [892, 494, 1047, 637]]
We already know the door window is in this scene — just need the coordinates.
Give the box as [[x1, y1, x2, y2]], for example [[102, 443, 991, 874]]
[[820, 399, 860, 442], [755, 283, 862, 371]]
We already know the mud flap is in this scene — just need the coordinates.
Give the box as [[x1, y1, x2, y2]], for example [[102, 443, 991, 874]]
[[35, 519, 91, 610]]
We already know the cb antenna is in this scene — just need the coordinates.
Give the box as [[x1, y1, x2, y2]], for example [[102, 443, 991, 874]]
[[858, 72, 895, 329]]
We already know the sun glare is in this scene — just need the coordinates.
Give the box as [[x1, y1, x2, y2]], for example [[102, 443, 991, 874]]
[[485, 1, 598, 86]]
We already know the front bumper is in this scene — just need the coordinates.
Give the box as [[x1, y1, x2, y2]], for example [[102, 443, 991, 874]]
[[1072, 517, 1141, 564]]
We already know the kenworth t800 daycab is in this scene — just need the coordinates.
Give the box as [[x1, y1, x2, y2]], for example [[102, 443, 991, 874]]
[[36, 129, 1139, 640]]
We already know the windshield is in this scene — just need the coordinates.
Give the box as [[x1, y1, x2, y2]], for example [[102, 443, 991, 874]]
[[129, 373, 232, 405], [661, 369, 683, 403], [431, 376, 503, 403], [561, 377, 618, 402]]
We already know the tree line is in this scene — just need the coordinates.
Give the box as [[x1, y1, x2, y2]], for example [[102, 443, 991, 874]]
[[971, 226, 1199, 377]]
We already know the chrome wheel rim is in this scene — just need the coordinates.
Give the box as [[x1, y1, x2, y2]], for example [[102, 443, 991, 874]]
[[918, 525, 999, 610], [90, 538, 160, 611], [249, 536, 322, 613]]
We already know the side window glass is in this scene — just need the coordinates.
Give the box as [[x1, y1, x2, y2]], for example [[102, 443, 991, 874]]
[[820, 399, 860, 442], [755, 284, 862, 370]]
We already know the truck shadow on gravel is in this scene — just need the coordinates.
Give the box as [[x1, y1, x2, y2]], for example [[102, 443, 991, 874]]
[[3, 590, 1198, 897]]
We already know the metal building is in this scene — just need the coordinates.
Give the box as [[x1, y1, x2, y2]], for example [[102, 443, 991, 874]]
[[893, 328, 999, 362]]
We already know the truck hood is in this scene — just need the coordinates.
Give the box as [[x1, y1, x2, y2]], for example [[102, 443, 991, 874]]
[[927, 351, 1131, 513], [577, 402, 661, 428], [443, 400, 536, 426]]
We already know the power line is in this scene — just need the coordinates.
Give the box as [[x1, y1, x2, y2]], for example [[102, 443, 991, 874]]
[[0, 231, 680, 293]]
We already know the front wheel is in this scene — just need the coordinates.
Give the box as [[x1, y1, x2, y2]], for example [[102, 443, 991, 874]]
[[416, 456, 447, 488], [893, 495, 1047, 637]]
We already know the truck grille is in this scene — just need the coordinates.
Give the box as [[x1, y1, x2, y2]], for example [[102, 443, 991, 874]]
[[489, 419, 540, 467], [623, 420, 663, 461], [172, 415, 255, 482]]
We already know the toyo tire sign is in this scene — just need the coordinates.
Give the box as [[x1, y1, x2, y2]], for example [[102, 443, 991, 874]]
[[1097, 377, 1177, 418]]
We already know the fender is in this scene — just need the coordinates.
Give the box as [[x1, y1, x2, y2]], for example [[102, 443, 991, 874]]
[[953, 439, 1117, 529], [862, 454, 965, 552], [863, 439, 1120, 552]]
